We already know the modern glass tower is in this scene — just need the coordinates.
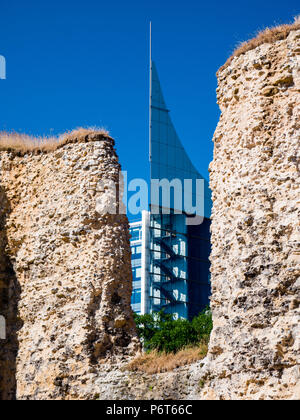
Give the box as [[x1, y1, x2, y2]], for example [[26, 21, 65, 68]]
[[129, 211, 150, 315], [130, 27, 212, 320], [129, 220, 143, 314]]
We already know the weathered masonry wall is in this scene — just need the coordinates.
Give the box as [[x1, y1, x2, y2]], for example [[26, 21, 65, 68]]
[[203, 29, 300, 399], [1, 29, 299, 402], [0, 132, 140, 400]]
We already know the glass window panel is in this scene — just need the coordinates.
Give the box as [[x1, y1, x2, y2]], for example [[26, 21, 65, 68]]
[[152, 108, 159, 122], [160, 124, 168, 144], [132, 259, 141, 268], [152, 124, 159, 142], [158, 109, 164, 124], [131, 290, 141, 304], [160, 143, 168, 166], [168, 146, 176, 168]]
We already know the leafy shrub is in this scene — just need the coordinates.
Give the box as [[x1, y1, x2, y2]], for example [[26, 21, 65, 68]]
[[133, 307, 212, 354]]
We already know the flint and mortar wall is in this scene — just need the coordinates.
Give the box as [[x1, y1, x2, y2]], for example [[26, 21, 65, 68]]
[[203, 29, 300, 400], [0, 132, 140, 400], [1, 29, 299, 402]]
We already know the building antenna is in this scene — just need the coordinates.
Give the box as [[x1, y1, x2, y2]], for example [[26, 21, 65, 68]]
[[149, 21, 152, 163]]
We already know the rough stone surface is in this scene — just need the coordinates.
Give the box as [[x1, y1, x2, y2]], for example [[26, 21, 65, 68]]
[[0, 132, 140, 400], [202, 29, 300, 400], [90, 360, 206, 400], [1, 29, 300, 402]]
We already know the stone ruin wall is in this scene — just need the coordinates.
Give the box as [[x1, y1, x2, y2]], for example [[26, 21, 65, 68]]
[[0, 30, 299, 403], [0, 132, 140, 400], [202, 29, 300, 400]]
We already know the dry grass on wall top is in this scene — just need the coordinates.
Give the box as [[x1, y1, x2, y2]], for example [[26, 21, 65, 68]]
[[0, 127, 111, 154], [125, 341, 208, 375], [219, 15, 300, 73]]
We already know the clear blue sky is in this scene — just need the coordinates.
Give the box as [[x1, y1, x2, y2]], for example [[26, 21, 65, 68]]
[[0, 0, 298, 187]]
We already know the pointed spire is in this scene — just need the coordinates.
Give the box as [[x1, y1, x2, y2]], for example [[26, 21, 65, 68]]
[[151, 61, 168, 110], [149, 61, 212, 218]]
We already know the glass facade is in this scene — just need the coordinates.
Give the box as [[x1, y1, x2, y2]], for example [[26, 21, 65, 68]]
[[149, 213, 189, 319], [150, 62, 212, 218], [148, 61, 212, 320], [129, 60, 212, 320], [129, 222, 143, 314]]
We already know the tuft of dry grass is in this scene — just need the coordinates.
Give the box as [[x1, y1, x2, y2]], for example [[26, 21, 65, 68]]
[[219, 15, 300, 73], [0, 127, 111, 155], [126, 341, 208, 375]]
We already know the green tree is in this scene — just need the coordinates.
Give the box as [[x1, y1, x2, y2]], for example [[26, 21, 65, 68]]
[[134, 307, 212, 354]]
